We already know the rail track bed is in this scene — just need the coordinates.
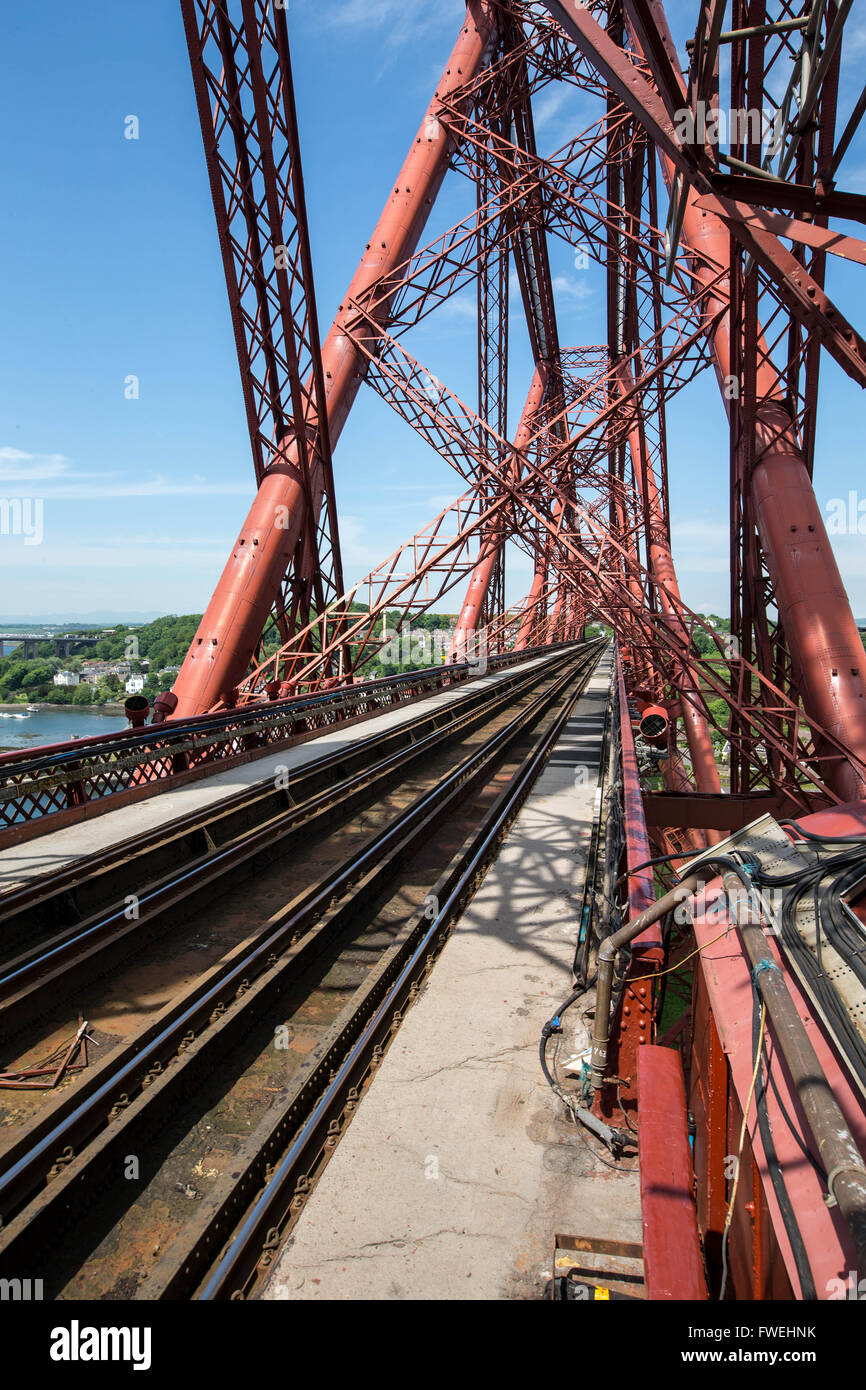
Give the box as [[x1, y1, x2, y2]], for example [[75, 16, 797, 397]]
[[0, 644, 600, 1300]]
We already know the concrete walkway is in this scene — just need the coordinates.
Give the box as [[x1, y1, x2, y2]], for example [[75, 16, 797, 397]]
[[263, 646, 643, 1301]]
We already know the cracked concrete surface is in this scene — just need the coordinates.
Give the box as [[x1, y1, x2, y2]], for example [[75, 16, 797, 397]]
[[263, 647, 642, 1301]]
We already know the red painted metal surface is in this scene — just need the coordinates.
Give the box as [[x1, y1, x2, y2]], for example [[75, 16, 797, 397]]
[[597, 654, 663, 1121], [10, 0, 866, 901], [179, 0, 346, 692], [620, 0, 866, 805], [7, 0, 866, 1311], [686, 801, 866, 1298], [638, 1045, 707, 1300], [615, 359, 720, 806], [617, 650, 656, 919]]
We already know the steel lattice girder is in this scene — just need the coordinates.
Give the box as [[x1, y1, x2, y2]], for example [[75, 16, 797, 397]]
[[173, 1, 501, 717], [179, 0, 345, 672], [238, 316, 866, 810], [175, 0, 866, 815]]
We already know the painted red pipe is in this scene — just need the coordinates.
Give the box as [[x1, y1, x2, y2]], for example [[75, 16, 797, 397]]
[[625, 0, 866, 802], [617, 652, 656, 918], [124, 696, 150, 729], [515, 564, 547, 650], [637, 701, 669, 746], [172, 3, 500, 719], [449, 364, 549, 660]]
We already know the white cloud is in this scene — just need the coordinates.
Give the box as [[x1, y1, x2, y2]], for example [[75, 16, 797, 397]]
[[438, 291, 477, 323], [0, 539, 231, 570], [36, 476, 254, 500], [336, 514, 392, 573], [844, 21, 866, 57], [302, 0, 452, 52], [425, 493, 464, 514], [532, 86, 571, 132], [0, 447, 253, 500], [668, 515, 730, 575], [552, 274, 594, 304], [0, 449, 76, 482]]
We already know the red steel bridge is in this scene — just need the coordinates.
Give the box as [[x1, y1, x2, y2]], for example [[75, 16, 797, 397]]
[[173, 0, 866, 829], [2, 0, 866, 1305], [3, 0, 866, 841]]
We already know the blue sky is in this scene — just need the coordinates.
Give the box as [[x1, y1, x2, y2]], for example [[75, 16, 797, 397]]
[[0, 0, 864, 621]]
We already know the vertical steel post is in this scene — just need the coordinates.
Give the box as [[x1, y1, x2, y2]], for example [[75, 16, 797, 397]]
[[450, 365, 548, 658], [625, 0, 866, 801]]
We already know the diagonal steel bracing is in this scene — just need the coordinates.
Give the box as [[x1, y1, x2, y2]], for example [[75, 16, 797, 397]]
[[174, 0, 866, 823]]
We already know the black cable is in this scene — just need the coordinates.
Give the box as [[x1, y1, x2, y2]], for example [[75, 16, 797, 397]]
[[648, 843, 853, 1292], [752, 845, 860, 887], [761, 1038, 827, 1184], [780, 819, 866, 845], [614, 849, 695, 887], [539, 985, 636, 1161], [665, 849, 832, 1298], [749, 844, 866, 1089], [750, 977, 817, 1300]]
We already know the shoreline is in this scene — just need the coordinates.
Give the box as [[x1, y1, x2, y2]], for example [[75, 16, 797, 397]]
[[0, 701, 126, 715]]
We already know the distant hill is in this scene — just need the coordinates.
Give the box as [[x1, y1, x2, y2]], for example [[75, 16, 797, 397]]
[[0, 612, 164, 625], [0, 609, 468, 705]]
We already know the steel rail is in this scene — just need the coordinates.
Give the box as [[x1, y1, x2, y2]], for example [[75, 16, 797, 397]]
[[0, 650, 586, 1046], [0, 653, 559, 970], [196, 642, 602, 1299], [0, 647, 600, 1255], [0, 644, 576, 836]]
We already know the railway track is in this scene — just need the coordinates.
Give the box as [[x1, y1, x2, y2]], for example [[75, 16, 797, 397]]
[[0, 643, 602, 1300], [0, 654, 567, 1037]]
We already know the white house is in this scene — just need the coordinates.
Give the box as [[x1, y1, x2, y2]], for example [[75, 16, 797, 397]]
[[53, 670, 79, 687], [125, 674, 145, 695]]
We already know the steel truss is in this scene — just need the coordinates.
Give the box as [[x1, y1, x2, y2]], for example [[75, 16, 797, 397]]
[[175, 0, 866, 832]]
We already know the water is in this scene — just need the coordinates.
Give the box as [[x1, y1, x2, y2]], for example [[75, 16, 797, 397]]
[[0, 707, 128, 753]]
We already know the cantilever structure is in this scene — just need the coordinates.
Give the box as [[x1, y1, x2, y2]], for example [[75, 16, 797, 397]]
[[4, 2, 866, 1307], [174, 0, 866, 842]]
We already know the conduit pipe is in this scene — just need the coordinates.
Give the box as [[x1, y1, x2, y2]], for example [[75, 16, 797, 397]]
[[590, 855, 866, 1274]]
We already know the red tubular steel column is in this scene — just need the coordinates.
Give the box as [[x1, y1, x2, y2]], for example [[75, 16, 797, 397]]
[[548, 586, 567, 640], [173, 3, 499, 718], [618, 651, 656, 917], [449, 364, 549, 660], [626, 0, 866, 802], [618, 362, 721, 801], [515, 564, 547, 651]]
